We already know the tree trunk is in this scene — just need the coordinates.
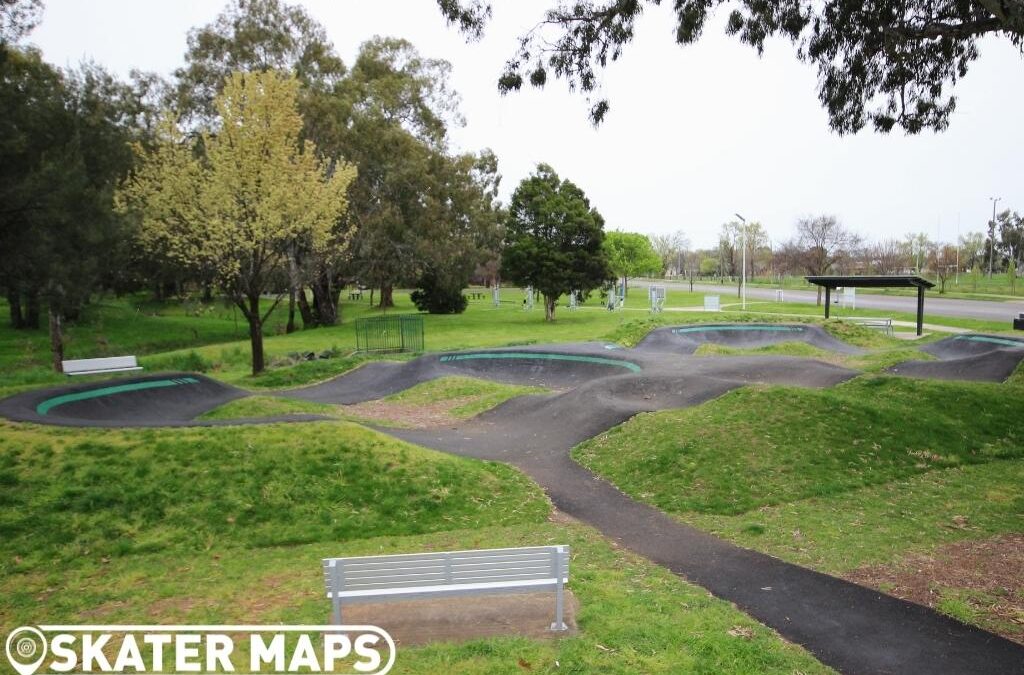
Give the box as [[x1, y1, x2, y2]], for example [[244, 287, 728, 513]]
[[544, 295, 556, 321], [286, 249, 299, 333], [202, 283, 213, 303], [245, 295, 265, 375], [816, 286, 823, 306], [379, 284, 394, 308], [48, 302, 64, 373], [297, 287, 316, 328], [7, 289, 24, 329], [25, 291, 40, 329], [286, 286, 297, 334], [311, 273, 339, 325]]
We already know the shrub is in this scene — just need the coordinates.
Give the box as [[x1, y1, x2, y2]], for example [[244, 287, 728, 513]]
[[410, 272, 468, 314]]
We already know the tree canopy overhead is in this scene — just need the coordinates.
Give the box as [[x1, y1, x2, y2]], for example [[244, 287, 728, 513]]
[[438, 0, 1024, 134]]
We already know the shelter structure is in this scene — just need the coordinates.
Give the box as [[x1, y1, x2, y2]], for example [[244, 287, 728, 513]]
[[804, 275, 935, 336]]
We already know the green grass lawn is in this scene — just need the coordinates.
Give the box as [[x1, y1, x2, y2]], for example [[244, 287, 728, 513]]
[[0, 419, 830, 674]]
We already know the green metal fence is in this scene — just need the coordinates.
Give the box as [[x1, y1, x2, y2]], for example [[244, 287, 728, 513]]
[[354, 314, 425, 353]]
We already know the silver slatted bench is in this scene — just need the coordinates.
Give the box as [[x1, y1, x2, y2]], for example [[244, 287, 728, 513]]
[[847, 317, 894, 336], [323, 545, 570, 631], [61, 356, 143, 376]]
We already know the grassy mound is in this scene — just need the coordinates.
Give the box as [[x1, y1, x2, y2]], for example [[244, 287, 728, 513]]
[[573, 375, 1024, 517], [0, 421, 549, 571], [198, 395, 338, 420], [384, 376, 545, 419]]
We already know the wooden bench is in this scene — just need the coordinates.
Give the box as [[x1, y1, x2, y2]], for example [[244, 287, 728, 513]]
[[62, 356, 143, 376], [323, 545, 570, 630], [847, 317, 894, 336]]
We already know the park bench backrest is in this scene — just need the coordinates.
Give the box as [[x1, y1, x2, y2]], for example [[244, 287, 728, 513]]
[[62, 356, 141, 375], [323, 545, 569, 599]]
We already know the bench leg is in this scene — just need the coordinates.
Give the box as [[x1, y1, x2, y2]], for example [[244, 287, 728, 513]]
[[551, 579, 567, 631], [332, 596, 342, 625]]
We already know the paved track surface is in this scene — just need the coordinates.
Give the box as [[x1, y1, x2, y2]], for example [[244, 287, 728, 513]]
[[644, 279, 1024, 323], [888, 333, 1024, 382], [3, 325, 1024, 674]]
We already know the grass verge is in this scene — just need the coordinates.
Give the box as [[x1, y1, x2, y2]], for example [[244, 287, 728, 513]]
[[0, 520, 831, 674]]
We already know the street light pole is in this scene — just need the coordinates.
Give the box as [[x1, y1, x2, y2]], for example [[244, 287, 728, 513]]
[[988, 197, 1001, 279], [735, 213, 747, 310]]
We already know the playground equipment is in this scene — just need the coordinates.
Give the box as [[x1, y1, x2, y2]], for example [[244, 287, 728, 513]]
[[649, 285, 666, 313], [607, 279, 625, 311]]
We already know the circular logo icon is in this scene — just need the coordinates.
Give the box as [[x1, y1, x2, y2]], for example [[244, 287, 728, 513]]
[[5, 627, 47, 675]]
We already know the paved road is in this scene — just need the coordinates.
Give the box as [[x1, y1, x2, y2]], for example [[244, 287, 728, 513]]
[[637, 279, 1024, 323]]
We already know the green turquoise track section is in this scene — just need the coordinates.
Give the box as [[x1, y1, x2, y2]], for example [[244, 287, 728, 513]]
[[671, 325, 803, 334], [439, 352, 642, 373], [954, 335, 1024, 348], [36, 377, 200, 416]]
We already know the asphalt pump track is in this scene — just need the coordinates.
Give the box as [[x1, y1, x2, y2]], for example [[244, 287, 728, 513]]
[[2, 324, 1024, 674]]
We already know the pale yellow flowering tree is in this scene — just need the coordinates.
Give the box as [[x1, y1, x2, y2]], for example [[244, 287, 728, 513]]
[[120, 71, 356, 374]]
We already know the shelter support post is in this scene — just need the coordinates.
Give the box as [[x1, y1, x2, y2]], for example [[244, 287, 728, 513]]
[[916, 286, 925, 336], [824, 287, 831, 318]]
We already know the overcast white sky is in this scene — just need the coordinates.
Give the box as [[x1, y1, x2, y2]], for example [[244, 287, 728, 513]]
[[28, 0, 1024, 249]]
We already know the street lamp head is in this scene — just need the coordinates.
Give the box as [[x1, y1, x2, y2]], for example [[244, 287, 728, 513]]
[[734, 213, 746, 223]]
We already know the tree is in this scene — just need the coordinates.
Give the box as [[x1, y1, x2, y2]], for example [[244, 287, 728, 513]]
[[120, 71, 356, 375], [929, 244, 958, 294], [439, 0, 1024, 134], [996, 209, 1023, 274], [501, 164, 612, 321], [174, 0, 346, 125], [959, 231, 987, 270], [0, 47, 144, 368], [792, 215, 858, 305], [650, 230, 690, 275], [869, 238, 911, 275], [0, 0, 42, 49], [604, 231, 662, 294]]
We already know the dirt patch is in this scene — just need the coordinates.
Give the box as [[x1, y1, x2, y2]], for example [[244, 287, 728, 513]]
[[341, 396, 481, 428], [335, 591, 579, 647], [845, 533, 1024, 644]]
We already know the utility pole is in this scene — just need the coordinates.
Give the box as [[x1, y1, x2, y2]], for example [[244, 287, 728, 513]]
[[735, 213, 747, 310], [988, 197, 1001, 278]]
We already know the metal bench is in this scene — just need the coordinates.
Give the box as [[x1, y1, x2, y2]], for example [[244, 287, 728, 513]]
[[847, 317, 894, 336], [61, 355, 143, 376], [323, 545, 570, 631]]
